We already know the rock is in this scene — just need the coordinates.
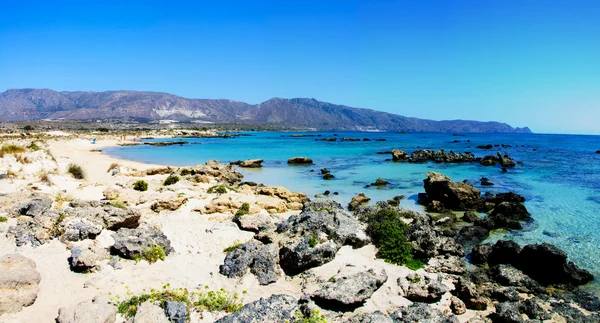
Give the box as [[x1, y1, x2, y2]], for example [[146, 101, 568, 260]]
[[425, 255, 466, 275], [488, 240, 521, 265], [219, 240, 263, 278], [349, 193, 370, 211], [500, 156, 516, 168], [250, 243, 281, 285], [256, 186, 308, 205], [476, 144, 494, 149], [491, 264, 535, 287], [518, 299, 551, 321], [391, 149, 408, 161], [215, 294, 298, 323], [406, 215, 464, 259], [62, 217, 104, 241], [16, 196, 52, 217], [102, 188, 120, 200], [422, 172, 483, 210], [312, 269, 387, 311], [69, 245, 105, 272], [111, 227, 173, 260], [370, 178, 390, 186], [516, 242, 593, 286], [391, 303, 459, 322], [456, 225, 489, 245], [450, 296, 466, 315], [462, 211, 479, 222], [108, 257, 123, 270], [134, 302, 170, 323], [56, 297, 117, 323], [347, 311, 393, 323], [0, 254, 41, 314], [490, 202, 530, 222], [238, 159, 264, 168], [235, 212, 276, 233], [483, 192, 525, 204], [62, 201, 141, 230], [480, 177, 494, 186], [409, 149, 476, 164], [164, 301, 187, 323], [398, 272, 449, 303], [492, 302, 523, 323], [151, 198, 188, 212], [279, 239, 339, 276], [287, 157, 313, 165], [471, 244, 492, 265], [455, 277, 488, 311]]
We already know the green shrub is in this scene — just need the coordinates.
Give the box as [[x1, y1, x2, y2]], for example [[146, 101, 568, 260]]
[[27, 142, 41, 151], [133, 180, 148, 191], [360, 207, 423, 270], [195, 286, 245, 312], [0, 216, 7, 223], [308, 234, 319, 248], [163, 175, 179, 186], [296, 310, 328, 323], [235, 202, 250, 217], [141, 245, 166, 263], [97, 127, 110, 132], [67, 163, 85, 179], [208, 184, 228, 194], [180, 168, 196, 176], [108, 202, 127, 209], [23, 125, 34, 131], [223, 240, 243, 253]]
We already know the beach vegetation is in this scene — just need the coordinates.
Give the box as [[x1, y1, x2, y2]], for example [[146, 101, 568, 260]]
[[107, 163, 119, 172], [108, 202, 127, 209], [234, 202, 250, 218], [163, 175, 180, 186], [360, 206, 423, 270], [96, 127, 110, 132], [39, 171, 52, 185], [208, 184, 228, 194], [23, 125, 34, 131], [51, 212, 66, 237], [0, 144, 26, 157], [27, 142, 41, 151], [308, 234, 319, 248], [133, 245, 166, 263], [133, 180, 148, 191], [67, 163, 85, 179], [295, 310, 328, 323], [0, 216, 7, 223], [223, 240, 243, 253]]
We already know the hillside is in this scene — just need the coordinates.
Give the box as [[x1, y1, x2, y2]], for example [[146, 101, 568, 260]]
[[0, 89, 531, 133]]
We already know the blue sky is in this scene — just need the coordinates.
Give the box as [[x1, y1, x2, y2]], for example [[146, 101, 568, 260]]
[[1, 0, 599, 134]]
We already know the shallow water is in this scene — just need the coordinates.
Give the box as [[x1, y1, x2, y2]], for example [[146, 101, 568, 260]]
[[105, 131, 600, 290]]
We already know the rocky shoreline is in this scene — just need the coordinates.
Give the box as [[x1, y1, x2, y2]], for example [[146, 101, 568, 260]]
[[0, 132, 598, 322]]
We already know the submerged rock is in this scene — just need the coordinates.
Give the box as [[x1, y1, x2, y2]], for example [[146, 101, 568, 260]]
[[287, 157, 313, 165]]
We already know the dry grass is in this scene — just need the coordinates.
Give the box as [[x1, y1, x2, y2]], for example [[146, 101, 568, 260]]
[[107, 163, 119, 173], [67, 163, 85, 179], [15, 154, 33, 164], [6, 169, 18, 179], [39, 171, 52, 185], [0, 144, 26, 158]]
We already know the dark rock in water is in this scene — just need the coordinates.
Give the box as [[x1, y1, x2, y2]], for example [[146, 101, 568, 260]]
[[398, 272, 449, 303], [311, 269, 387, 311], [323, 190, 330, 196], [542, 230, 560, 238], [477, 144, 494, 149], [501, 167, 508, 172], [492, 302, 523, 323], [287, 157, 313, 165], [234, 159, 263, 168], [462, 211, 479, 222], [111, 227, 173, 260], [488, 240, 522, 265], [164, 301, 187, 323], [516, 243, 593, 286], [456, 225, 489, 245], [471, 244, 492, 265], [391, 303, 459, 323], [484, 192, 526, 204], [377, 151, 392, 154], [370, 178, 390, 186], [220, 240, 263, 278], [391, 149, 408, 161], [596, 150, 600, 154], [480, 177, 494, 186], [406, 214, 465, 259], [323, 173, 335, 180], [215, 294, 298, 323], [409, 149, 476, 164], [422, 172, 483, 210]]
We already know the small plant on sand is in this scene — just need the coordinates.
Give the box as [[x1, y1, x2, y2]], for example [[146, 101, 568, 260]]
[[39, 171, 52, 185], [223, 240, 243, 253], [6, 169, 18, 179], [139, 245, 167, 263], [180, 168, 195, 176], [0, 216, 7, 223], [0, 144, 26, 157], [195, 286, 245, 312], [234, 202, 250, 218], [163, 174, 179, 186], [207, 184, 227, 194], [295, 310, 328, 323], [27, 142, 41, 151], [108, 202, 127, 209], [51, 212, 66, 237], [67, 163, 85, 179], [55, 193, 74, 208], [107, 163, 119, 173], [133, 180, 148, 191]]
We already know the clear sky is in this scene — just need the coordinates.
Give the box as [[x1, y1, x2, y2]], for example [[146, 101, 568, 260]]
[[1, 0, 599, 134]]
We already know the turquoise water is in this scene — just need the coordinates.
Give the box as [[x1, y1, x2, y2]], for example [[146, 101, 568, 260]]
[[105, 132, 600, 288]]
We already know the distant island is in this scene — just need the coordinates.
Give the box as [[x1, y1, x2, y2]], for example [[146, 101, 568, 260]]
[[0, 89, 531, 133]]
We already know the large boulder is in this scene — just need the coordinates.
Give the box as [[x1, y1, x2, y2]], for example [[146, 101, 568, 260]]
[[238, 159, 264, 168], [470, 244, 492, 265], [61, 201, 141, 230], [56, 297, 117, 323], [398, 272, 449, 303], [422, 172, 482, 210], [312, 269, 387, 311], [488, 240, 522, 265], [16, 196, 53, 217], [0, 254, 41, 314], [215, 294, 298, 323], [220, 240, 263, 279], [516, 243, 593, 286], [349, 193, 370, 211], [391, 149, 408, 161], [250, 244, 281, 285], [406, 215, 465, 259], [164, 301, 187, 323], [62, 218, 104, 242], [111, 227, 173, 260], [150, 198, 188, 212], [391, 303, 459, 322]]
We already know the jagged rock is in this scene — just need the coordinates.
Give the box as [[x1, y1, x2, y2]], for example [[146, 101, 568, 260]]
[[391, 149, 408, 161], [7, 209, 61, 247], [391, 303, 459, 322], [455, 277, 488, 310], [518, 298, 550, 321], [462, 211, 479, 222], [250, 243, 281, 285], [312, 269, 387, 311], [549, 301, 600, 322], [175, 161, 242, 185], [62, 218, 104, 241], [516, 243, 593, 286], [111, 227, 173, 260], [108, 257, 123, 270], [220, 239, 263, 278], [491, 287, 521, 302], [488, 240, 521, 265], [215, 294, 298, 323], [490, 202, 530, 222], [134, 302, 170, 323], [347, 311, 393, 323], [0, 254, 41, 314], [450, 296, 466, 315], [470, 244, 492, 265], [164, 301, 187, 323], [57, 297, 117, 323], [480, 177, 493, 186], [287, 157, 313, 165], [279, 239, 339, 276], [349, 193, 370, 210], [371, 178, 390, 186], [69, 245, 106, 272], [422, 172, 483, 210], [409, 149, 476, 164], [151, 198, 188, 212], [235, 212, 276, 233], [491, 264, 535, 287], [456, 225, 489, 245], [256, 186, 308, 205], [492, 302, 523, 323], [483, 192, 525, 204], [232, 159, 263, 168], [15, 196, 53, 217], [398, 272, 449, 303], [61, 201, 141, 230], [425, 255, 466, 275], [406, 215, 465, 259]]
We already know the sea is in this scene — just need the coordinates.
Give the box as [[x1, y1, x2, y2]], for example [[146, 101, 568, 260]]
[[104, 131, 600, 291]]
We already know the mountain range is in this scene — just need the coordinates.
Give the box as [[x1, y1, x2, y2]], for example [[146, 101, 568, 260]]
[[0, 89, 531, 133]]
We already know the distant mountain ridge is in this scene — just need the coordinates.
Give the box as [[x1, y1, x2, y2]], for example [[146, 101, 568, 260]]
[[0, 89, 531, 133]]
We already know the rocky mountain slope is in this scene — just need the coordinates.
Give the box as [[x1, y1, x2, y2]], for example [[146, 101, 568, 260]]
[[0, 89, 531, 133]]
